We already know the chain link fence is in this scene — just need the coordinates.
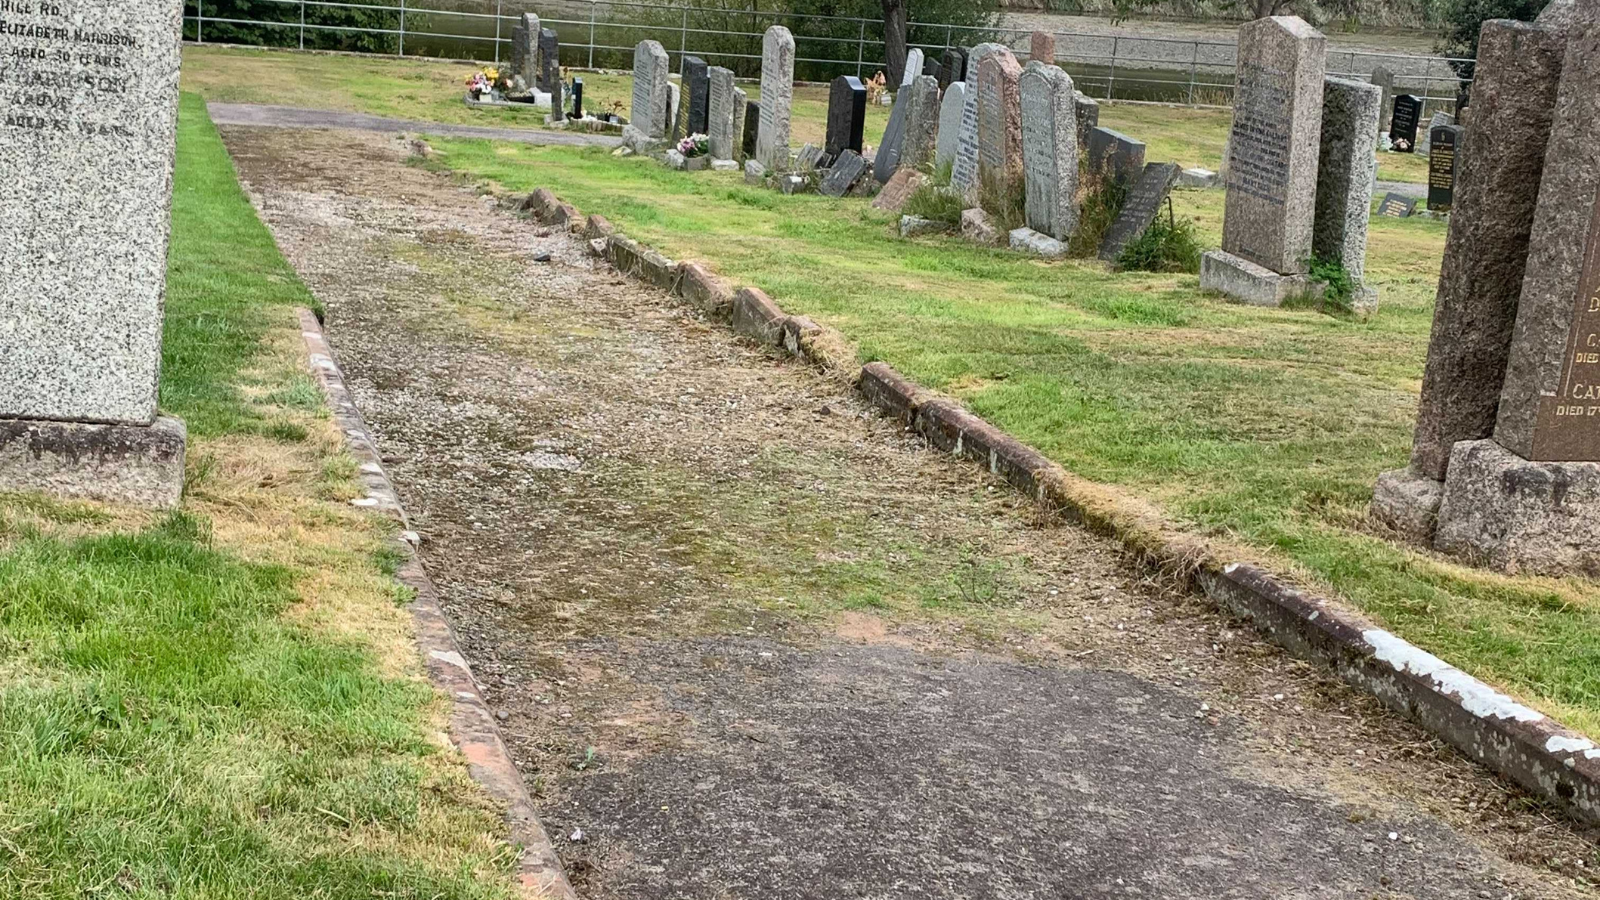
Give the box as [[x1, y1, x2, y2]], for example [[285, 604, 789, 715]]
[[184, 0, 1468, 113]]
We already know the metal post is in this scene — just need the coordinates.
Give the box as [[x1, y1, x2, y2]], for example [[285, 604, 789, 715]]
[[588, 1, 596, 69], [1187, 40, 1197, 106], [679, 7, 688, 64], [494, 0, 503, 64], [299, 0, 305, 50], [196, 0, 203, 44], [398, 0, 406, 56], [1106, 35, 1118, 101], [944, 24, 952, 52], [855, 18, 865, 78]]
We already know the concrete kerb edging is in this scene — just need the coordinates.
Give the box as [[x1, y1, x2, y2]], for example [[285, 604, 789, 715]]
[[523, 190, 1600, 825], [297, 309, 578, 900]]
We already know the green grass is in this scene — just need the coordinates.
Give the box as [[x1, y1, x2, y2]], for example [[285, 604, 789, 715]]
[[417, 138, 1600, 737], [0, 96, 517, 898]]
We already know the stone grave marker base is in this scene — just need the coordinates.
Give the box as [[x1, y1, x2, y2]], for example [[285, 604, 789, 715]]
[[1009, 227, 1065, 257], [1433, 439, 1600, 577], [1370, 465, 1445, 543], [0, 417, 186, 509], [1200, 250, 1319, 307]]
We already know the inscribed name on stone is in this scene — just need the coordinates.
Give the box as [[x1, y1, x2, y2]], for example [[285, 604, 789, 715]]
[[1388, 93, 1421, 152], [0, 0, 184, 424], [1219, 15, 1326, 275], [826, 75, 866, 158], [631, 41, 670, 138], [1019, 61, 1078, 241], [1101, 162, 1180, 261], [976, 48, 1023, 192], [1427, 124, 1462, 212], [951, 42, 1007, 196], [707, 66, 738, 160], [681, 55, 710, 137], [757, 26, 795, 169]]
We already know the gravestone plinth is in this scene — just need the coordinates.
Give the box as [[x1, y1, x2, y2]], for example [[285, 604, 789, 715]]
[[0, 0, 187, 508], [1427, 124, 1462, 212], [976, 48, 1024, 200], [1101, 163, 1179, 261], [1202, 16, 1326, 305], [757, 26, 796, 170], [629, 41, 671, 141], [680, 56, 710, 138], [826, 75, 867, 159], [1020, 62, 1079, 242], [1313, 76, 1381, 305], [1388, 93, 1421, 152], [1372, 19, 1569, 543]]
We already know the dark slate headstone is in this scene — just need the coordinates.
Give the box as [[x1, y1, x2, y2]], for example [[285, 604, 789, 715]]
[[1427, 124, 1463, 212], [939, 48, 967, 92], [1074, 92, 1099, 153], [826, 75, 867, 158], [742, 100, 761, 160], [819, 149, 869, 197], [1377, 192, 1416, 218], [1100, 162, 1180, 261], [681, 56, 710, 137], [1389, 94, 1422, 153], [1088, 127, 1145, 185], [539, 28, 563, 121], [874, 86, 913, 184], [923, 54, 941, 83], [571, 77, 584, 119]]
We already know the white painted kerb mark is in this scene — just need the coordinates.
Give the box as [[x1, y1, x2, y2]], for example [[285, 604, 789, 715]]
[[431, 650, 471, 670], [1364, 629, 1544, 723]]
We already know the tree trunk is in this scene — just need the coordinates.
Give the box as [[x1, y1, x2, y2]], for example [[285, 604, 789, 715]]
[[882, 0, 908, 86]]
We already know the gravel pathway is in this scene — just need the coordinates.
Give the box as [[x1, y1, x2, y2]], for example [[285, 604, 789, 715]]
[[222, 123, 1594, 900]]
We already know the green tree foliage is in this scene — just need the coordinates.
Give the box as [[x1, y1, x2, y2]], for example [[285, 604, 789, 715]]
[[1435, 0, 1550, 83], [189, 0, 400, 53]]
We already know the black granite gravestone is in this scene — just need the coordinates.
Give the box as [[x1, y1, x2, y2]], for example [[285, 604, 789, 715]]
[[681, 56, 710, 137], [922, 54, 941, 84], [826, 75, 867, 158], [539, 29, 563, 122], [1377, 192, 1416, 217], [1088, 126, 1145, 184], [1389, 94, 1422, 153], [742, 100, 760, 160], [1100, 163, 1180, 261], [571, 77, 583, 119], [939, 48, 967, 93], [1427, 124, 1462, 212]]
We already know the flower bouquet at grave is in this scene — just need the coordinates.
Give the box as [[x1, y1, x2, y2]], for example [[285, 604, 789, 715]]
[[678, 133, 710, 159]]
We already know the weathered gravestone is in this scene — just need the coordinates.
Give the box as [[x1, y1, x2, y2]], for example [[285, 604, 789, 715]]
[[1030, 30, 1056, 63], [1371, 12, 1572, 547], [1101, 163, 1180, 261], [1313, 76, 1382, 307], [1369, 65, 1394, 136], [873, 82, 911, 183], [1073, 91, 1100, 152], [630, 41, 671, 140], [510, 13, 540, 90], [1429, 6, 1600, 575], [923, 55, 942, 83], [680, 56, 710, 138], [903, 48, 924, 86], [0, 0, 187, 507], [901, 75, 941, 172], [1388, 93, 1421, 152], [1200, 16, 1326, 306], [1020, 61, 1079, 242], [819, 149, 869, 197], [1087, 127, 1145, 185], [731, 86, 748, 157], [976, 48, 1024, 198], [826, 75, 867, 158], [666, 81, 681, 141], [935, 81, 967, 169], [758, 26, 796, 169], [1427, 124, 1463, 212], [707, 67, 739, 160], [939, 48, 967, 92], [951, 43, 1007, 197], [743, 99, 760, 160], [1416, 110, 1454, 156], [540, 29, 564, 121]]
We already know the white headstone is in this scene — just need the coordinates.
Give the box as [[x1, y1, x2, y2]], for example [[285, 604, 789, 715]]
[[757, 26, 796, 169], [903, 48, 924, 86], [935, 81, 968, 170]]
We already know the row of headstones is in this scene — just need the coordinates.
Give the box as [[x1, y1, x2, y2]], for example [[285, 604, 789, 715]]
[[509, 13, 566, 122], [1370, 0, 1600, 575]]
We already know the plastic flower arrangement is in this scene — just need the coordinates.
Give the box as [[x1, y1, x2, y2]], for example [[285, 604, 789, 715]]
[[678, 133, 709, 158], [466, 67, 506, 98]]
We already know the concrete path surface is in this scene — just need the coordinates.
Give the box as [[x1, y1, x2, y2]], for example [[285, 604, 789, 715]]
[[207, 102, 622, 148], [220, 123, 1595, 900]]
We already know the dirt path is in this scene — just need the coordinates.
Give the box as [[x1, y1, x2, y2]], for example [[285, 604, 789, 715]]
[[222, 124, 1596, 899]]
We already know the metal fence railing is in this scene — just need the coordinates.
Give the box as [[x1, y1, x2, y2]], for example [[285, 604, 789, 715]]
[[183, 0, 1468, 114]]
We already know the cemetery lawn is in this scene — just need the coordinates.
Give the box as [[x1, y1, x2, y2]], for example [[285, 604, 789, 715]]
[[0, 96, 518, 899], [421, 140, 1600, 737], [180, 46, 1430, 185]]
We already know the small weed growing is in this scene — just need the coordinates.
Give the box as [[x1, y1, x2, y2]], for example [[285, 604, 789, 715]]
[[977, 170, 1027, 233], [1067, 169, 1127, 258], [1308, 255, 1357, 315], [904, 182, 965, 226], [1117, 213, 1203, 274]]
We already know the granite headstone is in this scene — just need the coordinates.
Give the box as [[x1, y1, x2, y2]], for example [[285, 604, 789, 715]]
[[742, 99, 760, 160], [681, 55, 710, 137], [1101, 163, 1180, 261], [1416, 110, 1454, 156], [1073, 91, 1099, 151], [939, 47, 967, 92], [708, 67, 738, 160], [976, 48, 1024, 194], [1389, 93, 1421, 152], [1369, 64, 1394, 134], [1020, 61, 1079, 241], [1427, 124, 1463, 212], [874, 84, 911, 184], [826, 75, 867, 158], [510, 13, 540, 90], [1030, 30, 1056, 63], [935, 81, 967, 169], [758, 26, 796, 169], [1087, 127, 1146, 186], [1313, 76, 1381, 285], [819, 149, 869, 197], [903, 48, 924, 86], [631, 41, 671, 139], [901, 75, 941, 172], [540, 29, 564, 121], [951, 43, 1007, 196]]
